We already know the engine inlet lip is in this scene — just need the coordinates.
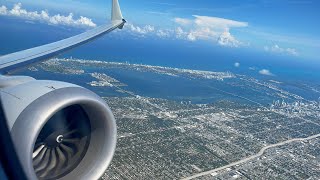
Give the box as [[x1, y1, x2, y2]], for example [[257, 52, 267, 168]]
[[11, 86, 117, 180]]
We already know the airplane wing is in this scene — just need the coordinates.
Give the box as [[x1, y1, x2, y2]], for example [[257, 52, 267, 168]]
[[0, 0, 126, 75], [0, 1, 125, 179]]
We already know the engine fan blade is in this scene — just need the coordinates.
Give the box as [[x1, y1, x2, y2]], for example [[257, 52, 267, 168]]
[[32, 105, 91, 180]]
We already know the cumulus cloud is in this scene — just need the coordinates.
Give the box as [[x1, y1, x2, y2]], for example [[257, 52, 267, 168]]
[[125, 15, 248, 47], [127, 23, 155, 34], [119, 14, 247, 48], [264, 44, 298, 56], [126, 23, 175, 39], [175, 27, 187, 38], [259, 69, 274, 76], [0, 3, 96, 28], [173, 15, 248, 47], [218, 31, 242, 47], [234, 62, 240, 67], [0, 5, 7, 15], [156, 29, 171, 38]]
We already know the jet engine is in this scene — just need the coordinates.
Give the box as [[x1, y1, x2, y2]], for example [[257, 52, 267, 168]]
[[0, 76, 117, 180]]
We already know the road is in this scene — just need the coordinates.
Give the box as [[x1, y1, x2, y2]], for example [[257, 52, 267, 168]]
[[181, 133, 320, 180]]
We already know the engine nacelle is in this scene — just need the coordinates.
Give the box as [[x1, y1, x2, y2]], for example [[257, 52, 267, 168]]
[[0, 76, 116, 180]]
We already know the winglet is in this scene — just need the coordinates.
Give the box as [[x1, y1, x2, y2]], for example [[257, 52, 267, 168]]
[[0, 0, 127, 74], [112, 0, 126, 29]]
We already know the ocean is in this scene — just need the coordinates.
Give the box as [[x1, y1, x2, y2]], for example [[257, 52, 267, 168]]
[[1, 17, 320, 104]]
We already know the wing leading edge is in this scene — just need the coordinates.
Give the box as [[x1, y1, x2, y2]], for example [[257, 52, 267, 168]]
[[0, 0, 125, 75]]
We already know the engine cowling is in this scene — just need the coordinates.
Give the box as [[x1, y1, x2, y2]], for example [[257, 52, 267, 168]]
[[0, 76, 117, 180]]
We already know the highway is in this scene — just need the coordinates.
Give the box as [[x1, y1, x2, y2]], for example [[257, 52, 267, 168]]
[[181, 133, 320, 180]]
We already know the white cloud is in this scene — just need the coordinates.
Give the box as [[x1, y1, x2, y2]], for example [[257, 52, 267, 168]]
[[156, 29, 171, 38], [218, 31, 242, 47], [234, 62, 240, 67], [192, 15, 248, 30], [120, 15, 247, 48], [285, 48, 299, 56], [0, 5, 7, 15], [127, 23, 155, 34], [187, 33, 197, 41], [0, 3, 96, 28], [264, 44, 298, 56], [175, 27, 187, 38], [173, 15, 248, 47], [126, 23, 175, 39], [174, 17, 192, 26], [259, 69, 274, 76], [186, 27, 218, 41]]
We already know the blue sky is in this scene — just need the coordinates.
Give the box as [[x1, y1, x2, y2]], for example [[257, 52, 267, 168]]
[[1, 0, 320, 60]]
